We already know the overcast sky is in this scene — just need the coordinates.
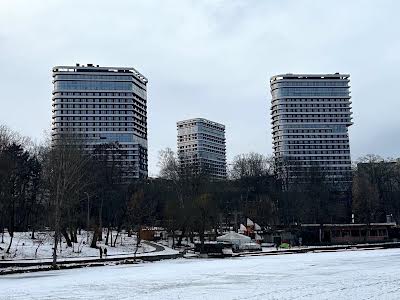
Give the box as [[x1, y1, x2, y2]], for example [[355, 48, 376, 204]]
[[1, 0, 399, 176]]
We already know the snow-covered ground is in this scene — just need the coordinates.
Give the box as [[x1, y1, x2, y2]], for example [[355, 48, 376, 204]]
[[1, 248, 400, 299], [0, 231, 155, 261]]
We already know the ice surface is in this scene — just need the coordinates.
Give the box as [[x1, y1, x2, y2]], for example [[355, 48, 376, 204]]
[[1, 248, 400, 299]]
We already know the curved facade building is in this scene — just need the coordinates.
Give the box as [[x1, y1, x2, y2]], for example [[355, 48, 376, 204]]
[[52, 64, 148, 181], [270, 73, 353, 186]]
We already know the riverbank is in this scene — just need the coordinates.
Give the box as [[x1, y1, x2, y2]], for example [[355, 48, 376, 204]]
[[2, 238, 400, 276], [0, 240, 181, 275]]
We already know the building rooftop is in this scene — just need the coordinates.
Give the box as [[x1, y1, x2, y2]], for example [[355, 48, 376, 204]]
[[52, 63, 148, 84], [270, 73, 350, 82], [177, 118, 225, 129]]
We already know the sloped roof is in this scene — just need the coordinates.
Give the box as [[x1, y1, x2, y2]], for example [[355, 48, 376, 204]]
[[217, 232, 251, 242], [247, 218, 254, 226]]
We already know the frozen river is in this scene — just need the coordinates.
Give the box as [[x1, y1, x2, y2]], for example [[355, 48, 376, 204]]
[[1, 248, 400, 299]]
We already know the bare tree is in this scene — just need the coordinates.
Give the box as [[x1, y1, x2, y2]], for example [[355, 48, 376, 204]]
[[45, 136, 91, 268], [230, 152, 279, 226], [352, 155, 400, 223], [158, 148, 213, 247], [230, 152, 273, 180], [0, 125, 42, 254]]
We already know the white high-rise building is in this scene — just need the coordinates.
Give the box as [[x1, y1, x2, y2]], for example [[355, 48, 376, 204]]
[[177, 118, 226, 179], [270, 73, 353, 186], [51, 64, 148, 181]]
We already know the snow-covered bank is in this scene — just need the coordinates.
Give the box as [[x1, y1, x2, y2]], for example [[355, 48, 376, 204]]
[[0, 231, 180, 272], [0, 231, 155, 261], [0, 241, 180, 275], [1, 248, 400, 300]]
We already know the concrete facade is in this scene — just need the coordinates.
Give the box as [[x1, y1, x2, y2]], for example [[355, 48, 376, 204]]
[[51, 63, 148, 181], [177, 118, 226, 179]]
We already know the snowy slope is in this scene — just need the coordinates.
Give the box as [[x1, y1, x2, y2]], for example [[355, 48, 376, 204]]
[[0, 231, 155, 261]]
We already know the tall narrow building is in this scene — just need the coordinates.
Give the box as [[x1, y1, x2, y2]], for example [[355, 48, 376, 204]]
[[177, 118, 227, 179], [270, 73, 353, 187], [52, 64, 148, 181]]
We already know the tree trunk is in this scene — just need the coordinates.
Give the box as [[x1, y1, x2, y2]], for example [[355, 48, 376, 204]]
[[199, 230, 205, 253], [134, 228, 141, 261], [113, 230, 120, 247], [35, 243, 41, 258], [52, 166, 62, 269], [73, 228, 78, 243], [6, 199, 16, 254], [68, 227, 75, 243], [177, 225, 186, 247], [61, 228, 73, 247], [90, 229, 98, 248], [31, 226, 35, 240], [189, 231, 194, 243], [52, 229, 59, 268], [105, 226, 110, 245], [98, 199, 103, 241], [6, 232, 13, 254], [97, 228, 102, 243], [200, 213, 206, 253]]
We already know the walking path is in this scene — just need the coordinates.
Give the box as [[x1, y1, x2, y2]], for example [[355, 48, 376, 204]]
[[0, 241, 181, 271]]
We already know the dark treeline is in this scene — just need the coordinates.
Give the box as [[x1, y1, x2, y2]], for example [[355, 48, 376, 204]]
[[1, 124, 400, 264]]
